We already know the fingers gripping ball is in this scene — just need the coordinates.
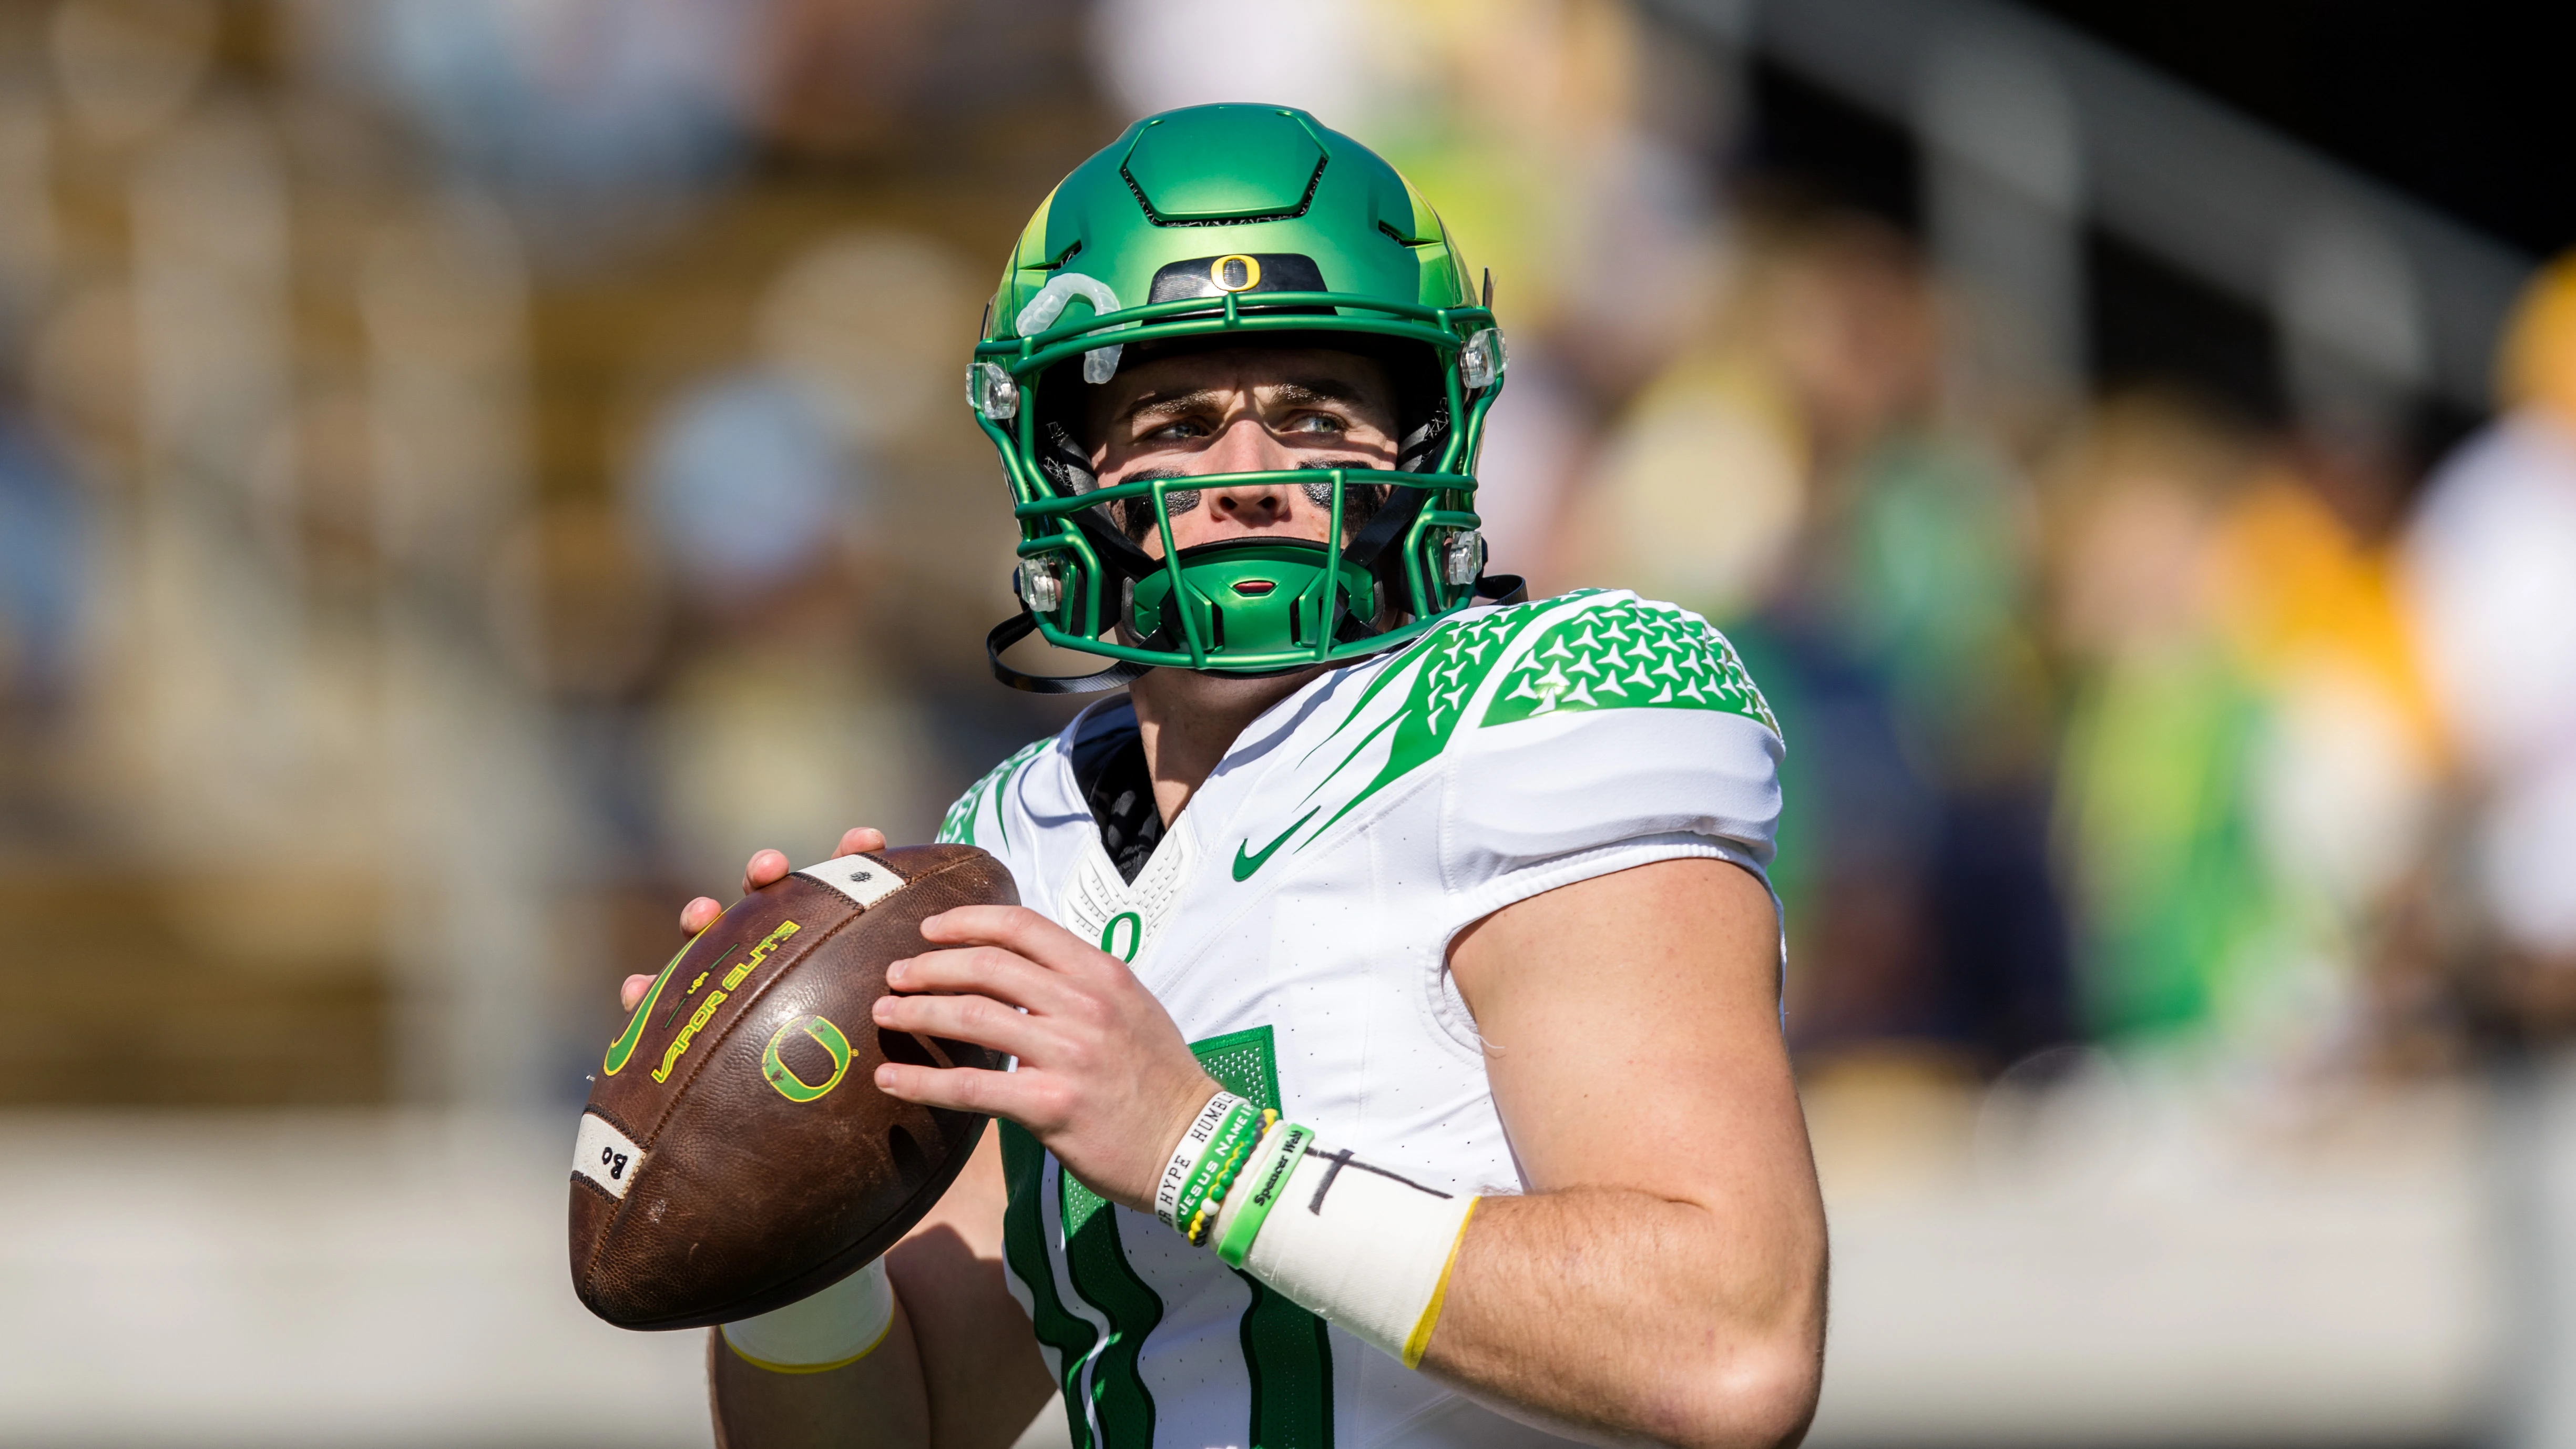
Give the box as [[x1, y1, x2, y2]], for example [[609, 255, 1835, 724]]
[[568, 845, 1018, 1331]]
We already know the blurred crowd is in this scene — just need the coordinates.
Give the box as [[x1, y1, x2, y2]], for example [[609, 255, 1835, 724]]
[[0, 0, 2569, 1113], [1565, 186, 2576, 1096]]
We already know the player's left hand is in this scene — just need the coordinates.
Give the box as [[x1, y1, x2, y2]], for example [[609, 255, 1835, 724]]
[[871, 905, 1220, 1213]]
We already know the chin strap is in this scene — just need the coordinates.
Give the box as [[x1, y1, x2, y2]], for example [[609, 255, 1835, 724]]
[[986, 572, 1527, 694], [986, 612, 1155, 695]]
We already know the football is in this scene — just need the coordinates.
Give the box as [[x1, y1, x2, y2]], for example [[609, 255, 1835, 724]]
[[569, 844, 1016, 1331]]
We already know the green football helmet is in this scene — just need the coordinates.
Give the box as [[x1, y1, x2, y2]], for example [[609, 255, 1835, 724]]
[[967, 103, 1516, 691]]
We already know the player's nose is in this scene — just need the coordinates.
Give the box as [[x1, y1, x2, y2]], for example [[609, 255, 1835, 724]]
[[1196, 418, 1300, 527], [1205, 482, 1290, 528]]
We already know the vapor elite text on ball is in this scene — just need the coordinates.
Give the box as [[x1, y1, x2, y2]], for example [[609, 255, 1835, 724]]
[[568, 846, 1015, 1330]]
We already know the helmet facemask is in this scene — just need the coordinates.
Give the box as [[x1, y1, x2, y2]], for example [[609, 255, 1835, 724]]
[[973, 291, 1505, 687], [967, 104, 1512, 691]]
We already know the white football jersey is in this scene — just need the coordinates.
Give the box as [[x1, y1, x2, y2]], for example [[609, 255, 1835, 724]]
[[936, 589, 1784, 1449]]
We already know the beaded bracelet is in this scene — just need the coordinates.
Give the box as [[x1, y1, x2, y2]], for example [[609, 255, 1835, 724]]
[[1160, 1096, 1264, 1235], [1185, 1108, 1279, 1244]]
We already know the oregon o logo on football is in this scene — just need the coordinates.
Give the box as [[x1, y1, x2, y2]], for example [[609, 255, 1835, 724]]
[[761, 1014, 854, 1102], [1210, 254, 1261, 292]]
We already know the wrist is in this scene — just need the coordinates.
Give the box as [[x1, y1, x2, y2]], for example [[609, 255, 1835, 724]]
[[1211, 1118, 1312, 1266], [719, 1259, 895, 1374], [1151, 1086, 1270, 1239], [1192, 1119, 1478, 1369]]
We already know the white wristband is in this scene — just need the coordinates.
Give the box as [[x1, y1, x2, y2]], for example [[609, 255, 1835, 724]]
[[1153, 1090, 1258, 1232], [1205, 1123, 1478, 1368], [719, 1259, 894, 1373]]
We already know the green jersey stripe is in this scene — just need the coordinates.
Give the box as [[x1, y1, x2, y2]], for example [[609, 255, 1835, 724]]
[[1000, 1124, 1103, 1448], [1060, 1173, 1163, 1446], [1192, 1026, 1333, 1449], [999, 1032, 1335, 1449], [1238, 1272, 1335, 1449]]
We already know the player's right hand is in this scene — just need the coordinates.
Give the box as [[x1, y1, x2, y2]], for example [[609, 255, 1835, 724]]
[[618, 826, 890, 1012]]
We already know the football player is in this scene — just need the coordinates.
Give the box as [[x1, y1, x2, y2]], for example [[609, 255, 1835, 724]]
[[645, 104, 1826, 1448]]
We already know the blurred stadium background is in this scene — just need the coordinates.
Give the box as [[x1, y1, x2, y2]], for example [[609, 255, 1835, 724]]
[[0, 0, 2570, 1444]]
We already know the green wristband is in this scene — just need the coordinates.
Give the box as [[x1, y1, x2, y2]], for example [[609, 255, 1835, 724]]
[[1170, 1101, 1262, 1238], [1216, 1122, 1312, 1269]]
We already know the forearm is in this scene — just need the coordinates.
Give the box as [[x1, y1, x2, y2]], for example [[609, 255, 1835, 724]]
[[1418, 1188, 1825, 1449], [1199, 1115, 1823, 1448]]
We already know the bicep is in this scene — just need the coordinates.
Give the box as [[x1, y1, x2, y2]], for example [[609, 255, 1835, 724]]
[[1448, 857, 1807, 1207], [1429, 860, 1825, 1445]]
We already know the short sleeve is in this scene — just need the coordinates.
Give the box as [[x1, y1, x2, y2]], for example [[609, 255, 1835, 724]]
[[1433, 595, 1784, 930]]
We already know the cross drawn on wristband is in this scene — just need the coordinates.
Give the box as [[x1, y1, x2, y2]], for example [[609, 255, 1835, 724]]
[[1300, 1147, 1454, 1213]]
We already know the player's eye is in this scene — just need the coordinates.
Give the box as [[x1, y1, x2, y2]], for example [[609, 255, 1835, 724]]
[[1143, 417, 1210, 443], [1283, 412, 1345, 436]]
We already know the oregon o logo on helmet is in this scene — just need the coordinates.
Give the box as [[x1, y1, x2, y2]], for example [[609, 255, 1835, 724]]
[[1210, 254, 1262, 292]]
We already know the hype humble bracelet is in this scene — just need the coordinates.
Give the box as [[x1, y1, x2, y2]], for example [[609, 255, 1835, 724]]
[[1155, 1091, 1259, 1232], [1169, 1100, 1261, 1235]]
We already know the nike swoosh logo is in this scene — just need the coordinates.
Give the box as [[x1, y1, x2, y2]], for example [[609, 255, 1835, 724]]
[[1233, 809, 1318, 882], [602, 930, 703, 1076]]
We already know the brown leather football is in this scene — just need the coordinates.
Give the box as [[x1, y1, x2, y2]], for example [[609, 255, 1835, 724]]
[[569, 844, 1015, 1331]]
